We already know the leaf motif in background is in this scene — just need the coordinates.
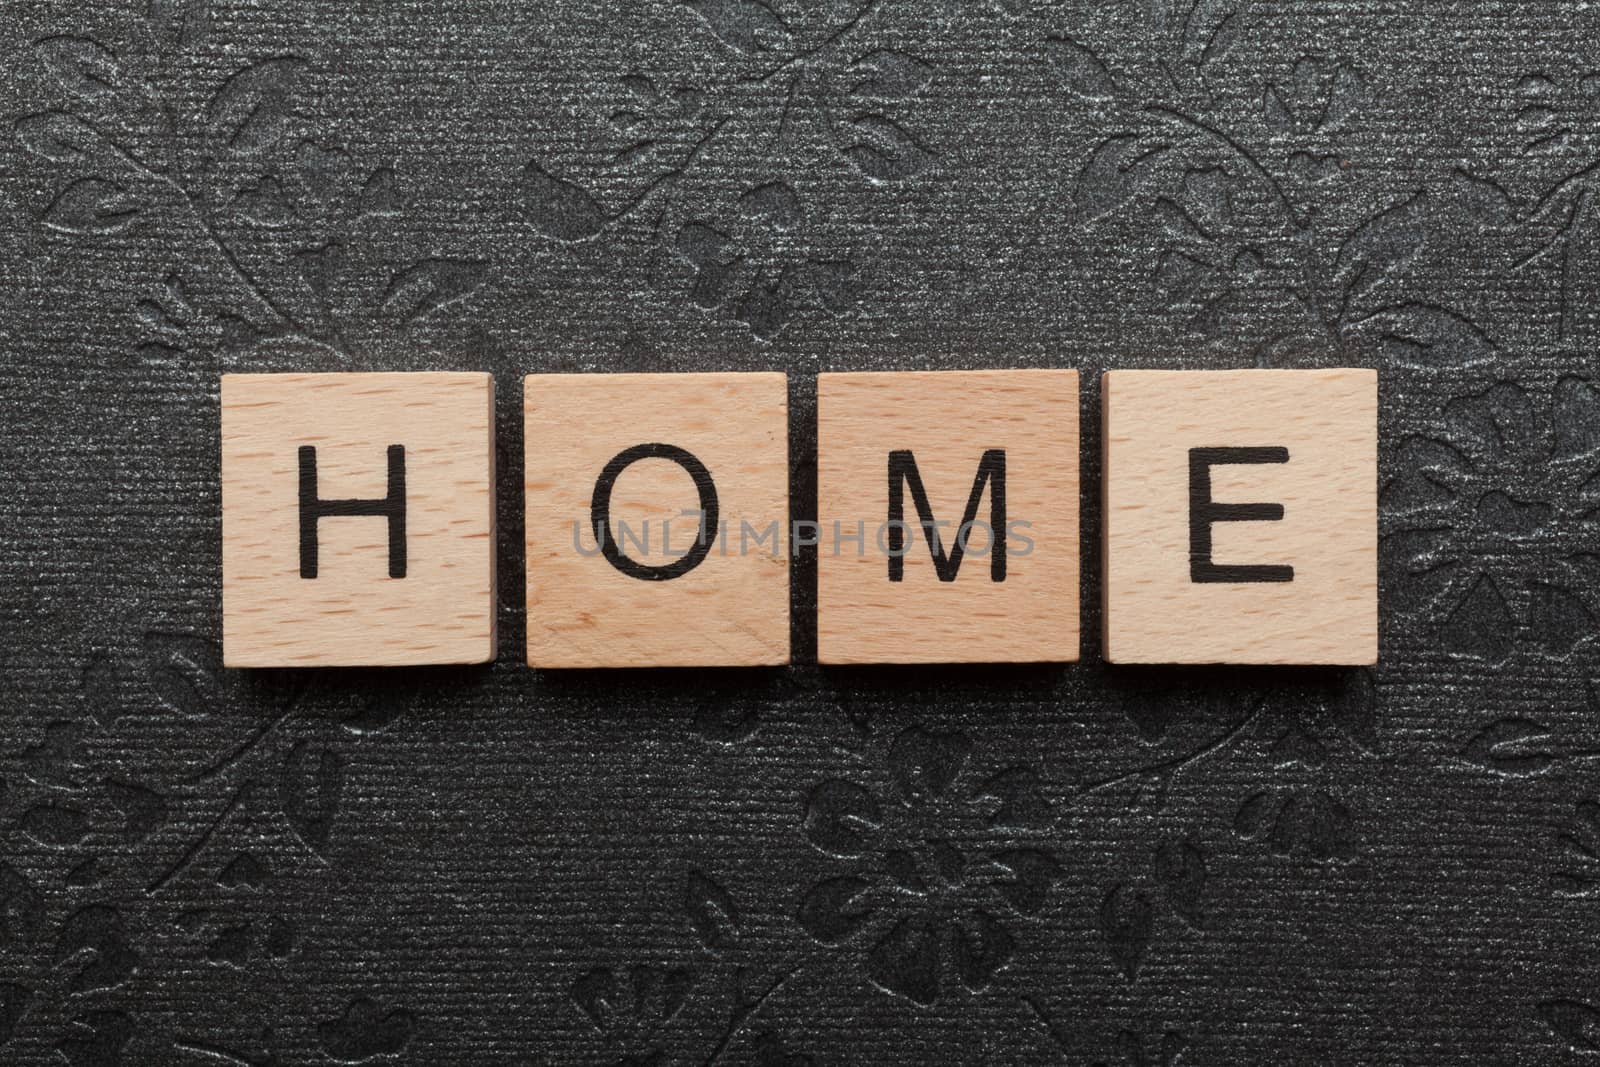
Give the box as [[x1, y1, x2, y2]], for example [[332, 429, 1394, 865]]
[[57, 906, 138, 993], [796, 876, 872, 944], [795, 257, 855, 314], [1234, 789, 1355, 861], [1553, 376, 1600, 460], [684, 870, 740, 953], [974, 768, 1051, 829], [1328, 669, 1379, 755], [380, 259, 486, 323], [613, 139, 657, 168], [35, 36, 123, 101], [1554, 798, 1600, 895], [866, 916, 940, 1005], [143, 632, 222, 717], [23, 721, 84, 788], [845, 50, 934, 99], [1182, 166, 1232, 228], [1460, 717, 1556, 777], [147, 0, 209, 47], [230, 175, 293, 227], [1200, 12, 1240, 69], [1098, 883, 1153, 981], [297, 140, 349, 202], [1353, 304, 1494, 368], [279, 740, 343, 855], [570, 967, 613, 1030], [1154, 250, 1208, 300], [691, 690, 761, 744], [103, 780, 167, 842], [803, 779, 881, 856], [318, 997, 417, 1063], [514, 162, 607, 242], [1262, 85, 1295, 135], [949, 910, 1014, 991], [1526, 579, 1596, 656], [359, 167, 402, 216], [736, 268, 794, 341], [20, 803, 88, 847], [295, 241, 345, 308], [1043, 37, 1117, 102], [1540, 999, 1600, 1052], [1322, 65, 1366, 130], [989, 849, 1060, 914], [738, 181, 802, 231], [674, 222, 740, 309], [571, 965, 690, 1035], [15, 112, 110, 164], [1382, 437, 1467, 513], [1288, 150, 1341, 183], [1075, 136, 1167, 222], [887, 726, 970, 805], [1444, 381, 1537, 467], [207, 57, 309, 155], [1181, 0, 1240, 69], [56, 1011, 132, 1067], [682, 0, 791, 56], [1435, 574, 1515, 661], [843, 115, 932, 182], [1335, 191, 1429, 307], [43, 178, 142, 235], [621, 73, 658, 107]]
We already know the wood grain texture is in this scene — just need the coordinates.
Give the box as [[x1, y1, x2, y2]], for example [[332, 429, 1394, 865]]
[[1102, 369, 1377, 665], [221, 372, 496, 667], [524, 372, 789, 668], [817, 370, 1080, 664]]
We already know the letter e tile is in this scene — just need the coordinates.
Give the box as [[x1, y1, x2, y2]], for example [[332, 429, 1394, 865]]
[[1101, 369, 1377, 665]]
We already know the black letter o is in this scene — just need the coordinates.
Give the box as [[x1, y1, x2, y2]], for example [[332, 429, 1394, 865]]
[[591, 443, 719, 581]]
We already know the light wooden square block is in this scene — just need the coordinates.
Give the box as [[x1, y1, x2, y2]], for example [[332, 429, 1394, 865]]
[[1102, 369, 1377, 665], [817, 370, 1080, 664], [524, 373, 789, 668], [221, 372, 497, 667]]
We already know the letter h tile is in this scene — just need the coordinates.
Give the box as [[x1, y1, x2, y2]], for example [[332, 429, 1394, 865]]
[[221, 372, 496, 667]]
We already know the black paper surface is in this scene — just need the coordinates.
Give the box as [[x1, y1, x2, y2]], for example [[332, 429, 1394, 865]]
[[3, 1, 1600, 1063]]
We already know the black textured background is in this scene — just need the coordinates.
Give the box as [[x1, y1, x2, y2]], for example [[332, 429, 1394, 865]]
[[4, 1, 1600, 1064]]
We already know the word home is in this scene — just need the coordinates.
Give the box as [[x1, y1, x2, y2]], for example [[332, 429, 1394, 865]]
[[220, 368, 1376, 669]]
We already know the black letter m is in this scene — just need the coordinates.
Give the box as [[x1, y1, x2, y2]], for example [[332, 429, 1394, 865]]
[[887, 449, 1006, 583], [298, 445, 407, 579]]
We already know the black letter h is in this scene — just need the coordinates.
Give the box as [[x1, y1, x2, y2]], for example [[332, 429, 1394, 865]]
[[298, 445, 407, 579]]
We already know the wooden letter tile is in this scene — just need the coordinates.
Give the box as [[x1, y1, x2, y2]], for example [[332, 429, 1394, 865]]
[[817, 370, 1080, 664], [1101, 369, 1377, 665], [524, 373, 789, 668], [222, 372, 497, 667]]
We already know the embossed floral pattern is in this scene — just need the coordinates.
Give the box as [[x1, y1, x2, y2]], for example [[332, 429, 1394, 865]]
[[1384, 378, 1600, 659], [797, 727, 1058, 1005], [5, 0, 1600, 1062]]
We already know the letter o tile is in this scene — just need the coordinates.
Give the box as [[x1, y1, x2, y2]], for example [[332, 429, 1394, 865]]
[[523, 373, 790, 669]]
